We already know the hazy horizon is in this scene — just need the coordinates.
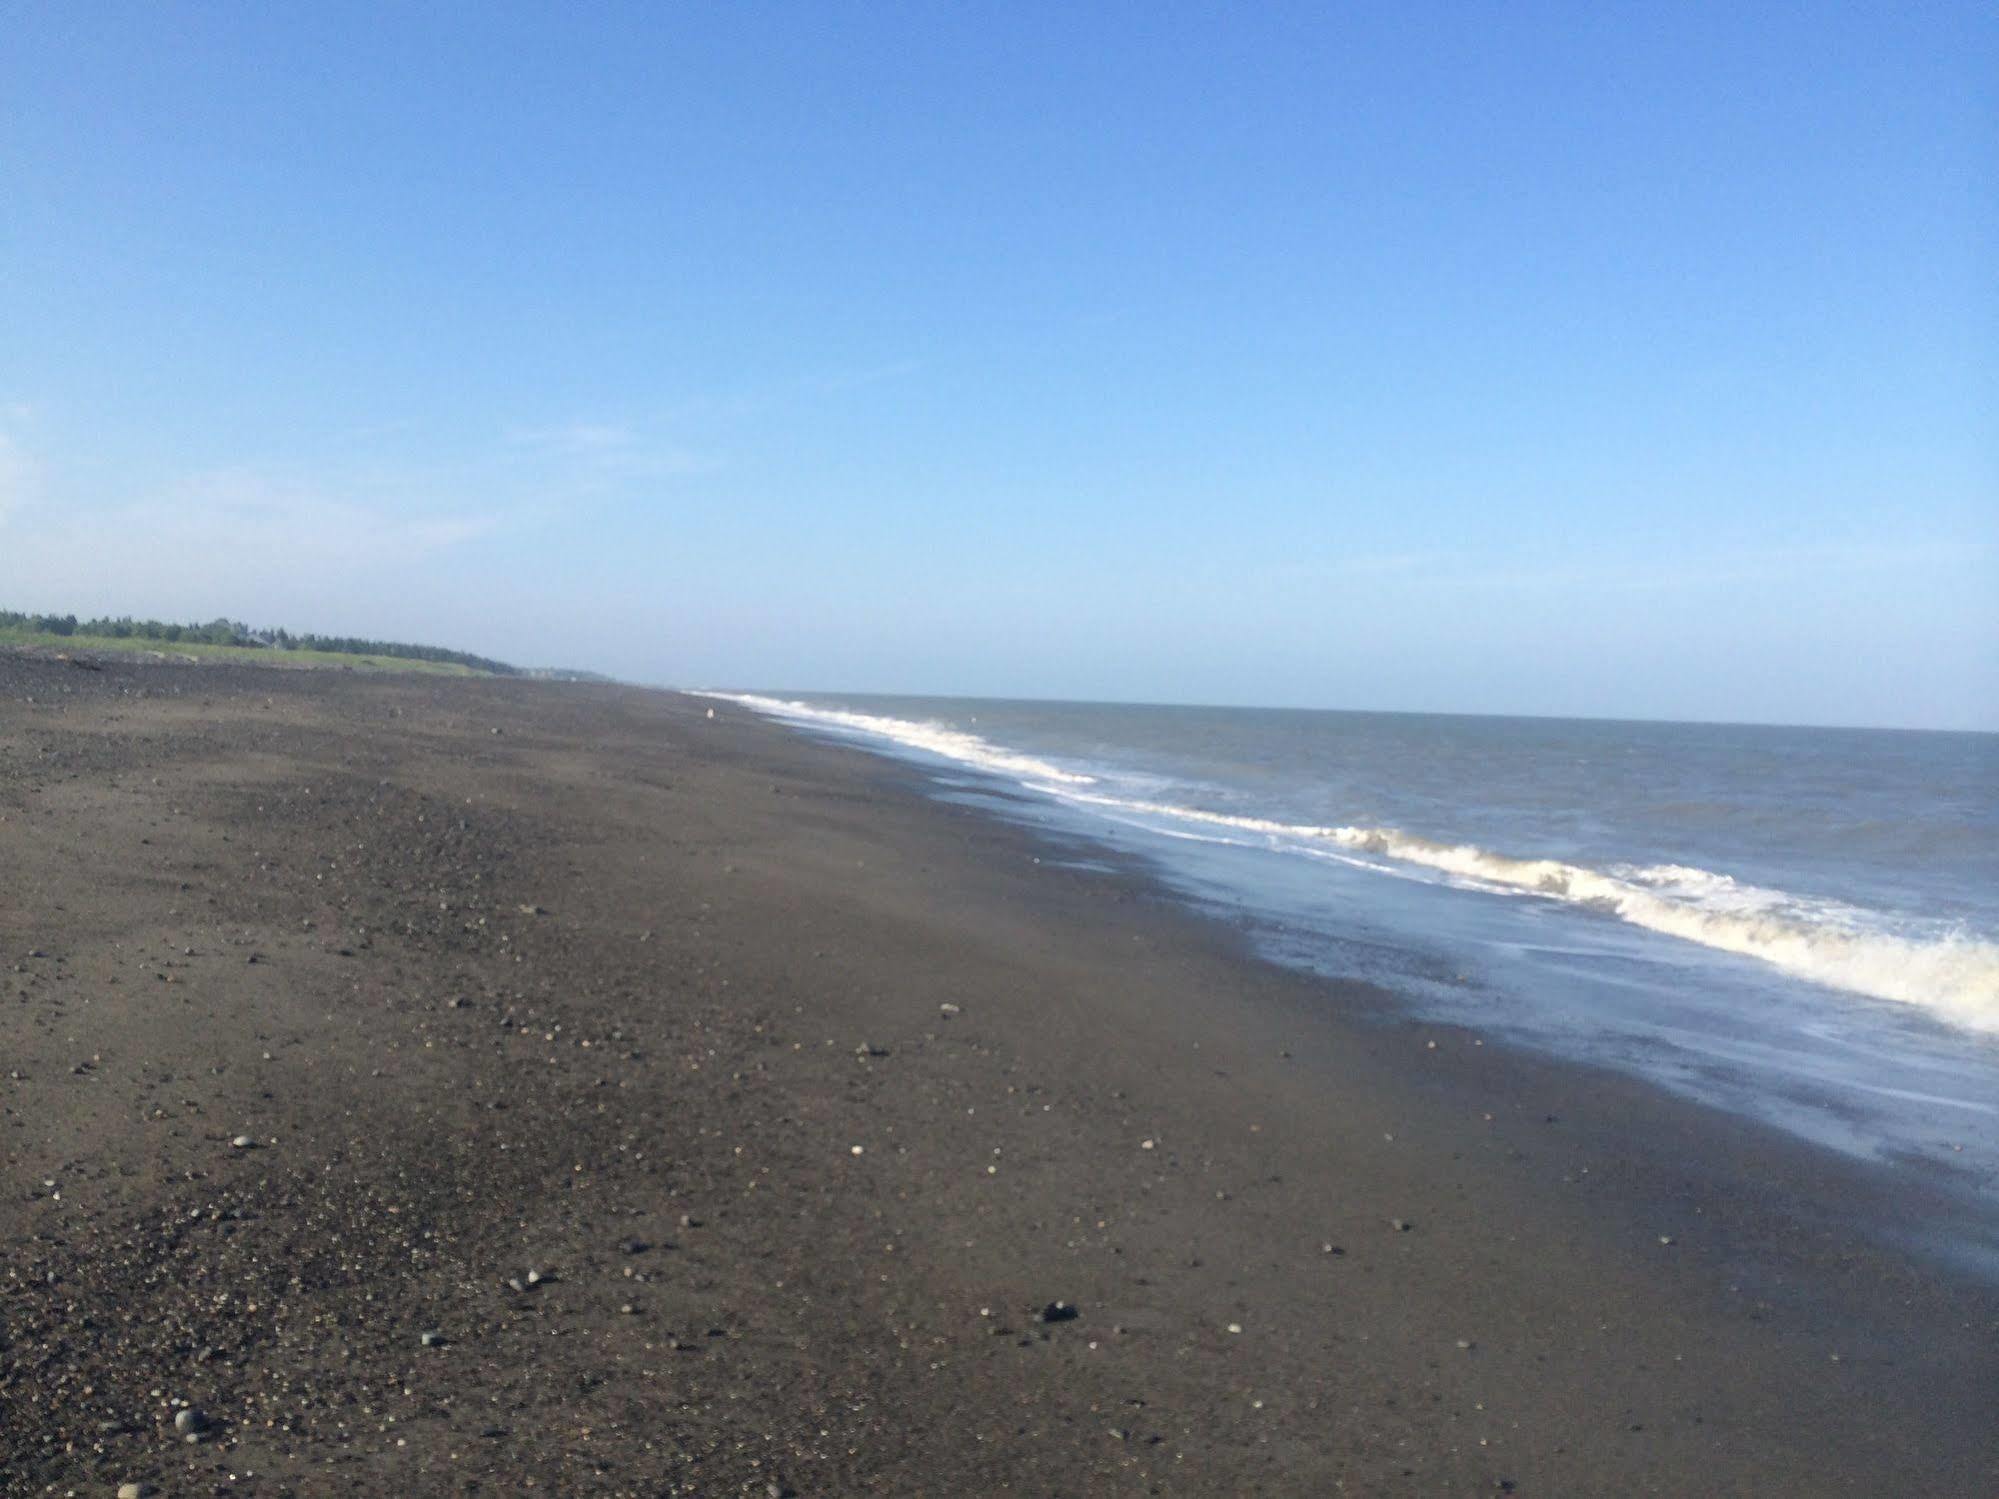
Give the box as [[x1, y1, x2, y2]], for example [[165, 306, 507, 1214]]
[[4, 5, 1993, 731]]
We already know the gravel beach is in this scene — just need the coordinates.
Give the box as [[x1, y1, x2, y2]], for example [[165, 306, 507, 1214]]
[[2, 655, 1993, 1496]]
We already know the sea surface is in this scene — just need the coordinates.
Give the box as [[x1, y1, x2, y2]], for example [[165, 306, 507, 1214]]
[[716, 691, 1999, 1189]]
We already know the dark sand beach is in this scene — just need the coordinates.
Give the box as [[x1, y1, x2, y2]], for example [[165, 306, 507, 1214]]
[[2, 656, 1994, 1497]]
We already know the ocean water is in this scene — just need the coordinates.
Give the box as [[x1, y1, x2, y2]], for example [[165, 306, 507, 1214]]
[[717, 692, 1999, 1185]]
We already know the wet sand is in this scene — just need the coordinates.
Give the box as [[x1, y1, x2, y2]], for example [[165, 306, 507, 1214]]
[[2, 655, 1994, 1496]]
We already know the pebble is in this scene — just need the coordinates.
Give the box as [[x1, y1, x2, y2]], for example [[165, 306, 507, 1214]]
[[420, 1330, 445, 1347], [173, 1407, 206, 1440], [1391, 1218, 1412, 1232], [526, 1268, 546, 1286], [1037, 1300, 1079, 1324], [230, 1135, 255, 1149], [118, 1485, 150, 1499]]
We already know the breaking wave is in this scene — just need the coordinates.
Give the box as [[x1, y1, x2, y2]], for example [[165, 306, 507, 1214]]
[[711, 693, 1099, 786], [713, 694, 1999, 1035]]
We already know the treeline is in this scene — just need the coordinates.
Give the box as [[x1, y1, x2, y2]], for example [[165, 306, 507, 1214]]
[[0, 609, 519, 675]]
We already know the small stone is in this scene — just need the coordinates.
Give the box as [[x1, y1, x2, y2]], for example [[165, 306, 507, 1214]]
[[230, 1135, 255, 1149], [1037, 1301, 1079, 1324], [1228, 1322, 1243, 1334], [525, 1268, 545, 1286], [619, 1238, 649, 1255], [619, 1303, 635, 1315], [420, 1330, 444, 1347], [1140, 1139, 1156, 1150], [938, 1002, 960, 1016], [1390, 1218, 1411, 1232], [173, 1407, 205, 1436], [849, 1145, 864, 1156], [118, 1484, 150, 1499]]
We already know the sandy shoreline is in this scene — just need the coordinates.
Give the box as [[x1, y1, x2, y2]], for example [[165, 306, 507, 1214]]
[[2, 657, 1994, 1496]]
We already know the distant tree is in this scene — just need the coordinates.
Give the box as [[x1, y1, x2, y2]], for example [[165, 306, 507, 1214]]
[[2, 604, 518, 673]]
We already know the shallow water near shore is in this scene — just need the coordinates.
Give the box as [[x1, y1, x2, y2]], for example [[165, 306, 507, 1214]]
[[717, 691, 1999, 1194]]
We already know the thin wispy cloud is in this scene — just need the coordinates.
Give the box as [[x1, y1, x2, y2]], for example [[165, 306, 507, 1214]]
[[1267, 552, 1438, 582], [0, 437, 29, 527], [0, 463, 506, 623], [803, 358, 925, 395], [506, 421, 721, 483], [1268, 539, 1992, 597], [1436, 539, 1995, 595], [0, 407, 41, 527]]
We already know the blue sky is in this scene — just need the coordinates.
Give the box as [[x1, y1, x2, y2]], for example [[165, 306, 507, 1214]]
[[2, 3, 1992, 728]]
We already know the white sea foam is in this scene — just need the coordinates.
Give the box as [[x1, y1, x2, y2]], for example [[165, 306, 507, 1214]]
[[715, 693, 1999, 1035], [709, 693, 1099, 786]]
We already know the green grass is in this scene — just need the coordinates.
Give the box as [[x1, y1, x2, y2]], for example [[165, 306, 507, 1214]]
[[0, 627, 494, 676]]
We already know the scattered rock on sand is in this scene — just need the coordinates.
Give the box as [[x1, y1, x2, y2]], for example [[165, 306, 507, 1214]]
[[230, 1134, 255, 1149], [173, 1407, 206, 1441], [118, 1483, 150, 1499], [420, 1330, 445, 1347]]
